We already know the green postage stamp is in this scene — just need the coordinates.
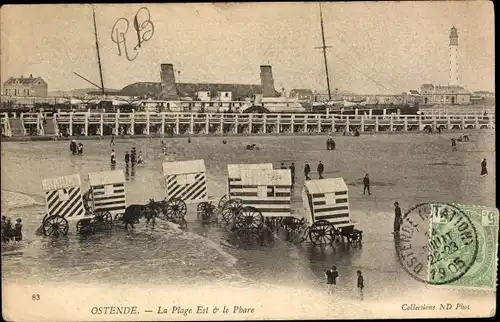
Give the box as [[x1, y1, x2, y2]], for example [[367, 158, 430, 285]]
[[429, 203, 499, 289]]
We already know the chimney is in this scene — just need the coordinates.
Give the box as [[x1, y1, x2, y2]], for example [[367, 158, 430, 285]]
[[21, 75, 23, 79], [30, 74, 33, 78], [160, 64, 178, 100], [260, 65, 276, 97]]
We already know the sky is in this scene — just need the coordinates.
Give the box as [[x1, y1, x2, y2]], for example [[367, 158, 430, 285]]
[[0, 2, 495, 94]]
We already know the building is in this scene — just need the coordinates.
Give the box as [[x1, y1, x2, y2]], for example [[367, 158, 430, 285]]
[[401, 90, 423, 105], [3, 74, 48, 97], [473, 91, 495, 98], [419, 84, 470, 105], [119, 64, 280, 100], [289, 89, 313, 100]]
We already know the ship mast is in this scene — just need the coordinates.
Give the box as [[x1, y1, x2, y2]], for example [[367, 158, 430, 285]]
[[92, 5, 105, 96], [314, 3, 332, 100]]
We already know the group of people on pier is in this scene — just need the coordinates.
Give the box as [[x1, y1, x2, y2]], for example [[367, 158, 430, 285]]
[[1, 216, 23, 244]]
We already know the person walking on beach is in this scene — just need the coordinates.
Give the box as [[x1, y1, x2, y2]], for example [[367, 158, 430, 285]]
[[363, 174, 371, 195], [324, 265, 339, 295], [110, 149, 117, 166], [304, 162, 311, 181], [131, 148, 136, 165], [356, 270, 364, 300], [451, 138, 457, 151], [137, 151, 144, 165], [125, 151, 130, 167], [393, 202, 402, 235], [290, 163, 296, 186], [110, 134, 115, 146], [480, 158, 488, 176], [14, 218, 23, 242], [317, 161, 324, 179]]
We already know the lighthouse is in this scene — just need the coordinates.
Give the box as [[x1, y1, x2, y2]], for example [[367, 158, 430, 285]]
[[449, 26, 459, 86]]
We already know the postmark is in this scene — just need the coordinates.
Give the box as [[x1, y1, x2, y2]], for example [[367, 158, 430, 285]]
[[395, 202, 479, 285]]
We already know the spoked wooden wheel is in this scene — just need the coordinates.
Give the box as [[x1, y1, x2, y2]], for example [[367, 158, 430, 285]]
[[76, 219, 94, 234], [42, 215, 69, 237], [308, 219, 335, 246], [283, 217, 306, 233], [220, 198, 243, 223], [166, 198, 187, 220], [218, 194, 228, 209], [82, 190, 93, 214], [233, 206, 264, 233], [93, 210, 113, 228]]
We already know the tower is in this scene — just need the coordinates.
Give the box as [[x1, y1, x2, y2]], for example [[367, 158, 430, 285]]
[[160, 64, 179, 100], [260, 65, 277, 97], [449, 26, 459, 86]]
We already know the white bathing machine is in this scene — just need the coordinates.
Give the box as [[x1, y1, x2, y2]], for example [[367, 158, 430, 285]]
[[301, 177, 362, 244]]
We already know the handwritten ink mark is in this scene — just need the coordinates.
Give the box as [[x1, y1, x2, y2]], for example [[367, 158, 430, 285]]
[[111, 7, 154, 61]]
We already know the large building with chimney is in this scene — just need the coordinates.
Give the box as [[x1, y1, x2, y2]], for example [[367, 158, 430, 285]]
[[119, 64, 280, 100], [3, 74, 48, 97]]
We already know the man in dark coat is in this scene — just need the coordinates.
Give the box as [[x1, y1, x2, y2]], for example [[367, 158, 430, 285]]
[[304, 162, 311, 181], [290, 163, 296, 186], [393, 202, 402, 235], [317, 161, 324, 179], [363, 174, 371, 195]]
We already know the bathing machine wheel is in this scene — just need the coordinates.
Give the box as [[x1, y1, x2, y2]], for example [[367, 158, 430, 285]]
[[165, 197, 187, 220], [233, 206, 264, 234], [82, 190, 93, 214], [197, 201, 217, 221], [220, 198, 243, 224], [76, 218, 95, 234], [282, 217, 306, 233], [42, 215, 69, 237], [218, 194, 228, 209], [308, 220, 336, 246], [92, 210, 113, 229]]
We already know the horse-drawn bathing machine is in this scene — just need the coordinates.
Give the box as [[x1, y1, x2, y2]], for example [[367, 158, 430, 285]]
[[38, 160, 362, 246]]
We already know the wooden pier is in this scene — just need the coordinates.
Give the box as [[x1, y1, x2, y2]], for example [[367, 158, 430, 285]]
[[0, 110, 495, 137]]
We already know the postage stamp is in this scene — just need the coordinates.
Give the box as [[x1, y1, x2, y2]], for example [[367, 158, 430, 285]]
[[443, 204, 499, 289], [395, 202, 480, 285]]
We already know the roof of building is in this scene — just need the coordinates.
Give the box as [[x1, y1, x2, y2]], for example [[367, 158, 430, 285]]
[[290, 89, 313, 96], [420, 84, 470, 95], [4, 76, 46, 86], [163, 159, 206, 175], [119, 82, 279, 98], [409, 90, 420, 95], [304, 177, 348, 194]]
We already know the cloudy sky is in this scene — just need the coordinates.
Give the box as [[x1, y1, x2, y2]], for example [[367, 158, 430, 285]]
[[1, 2, 494, 94]]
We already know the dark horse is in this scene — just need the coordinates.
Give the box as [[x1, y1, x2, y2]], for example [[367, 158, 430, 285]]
[[326, 138, 336, 150], [122, 199, 159, 230]]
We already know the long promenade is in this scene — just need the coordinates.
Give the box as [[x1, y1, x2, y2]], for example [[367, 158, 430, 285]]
[[0, 108, 495, 137]]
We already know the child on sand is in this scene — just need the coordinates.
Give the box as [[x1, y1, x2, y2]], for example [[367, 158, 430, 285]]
[[325, 265, 339, 295], [357, 270, 364, 300]]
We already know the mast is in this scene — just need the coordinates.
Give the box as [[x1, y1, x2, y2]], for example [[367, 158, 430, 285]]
[[315, 3, 332, 100], [92, 5, 105, 96]]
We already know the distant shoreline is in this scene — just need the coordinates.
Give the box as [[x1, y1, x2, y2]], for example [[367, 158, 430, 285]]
[[0, 129, 491, 143]]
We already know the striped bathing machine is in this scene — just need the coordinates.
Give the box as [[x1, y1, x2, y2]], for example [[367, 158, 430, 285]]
[[301, 177, 361, 245], [88, 170, 127, 217], [302, 177, 351, 227], [228, 164, 292, 217], [41, 174, 86, 220], [227, 163, 273, 196], [163, 159, 207, 204]]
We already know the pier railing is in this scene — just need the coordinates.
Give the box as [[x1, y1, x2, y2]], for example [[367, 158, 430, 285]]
[[6, 111, 495, 137]]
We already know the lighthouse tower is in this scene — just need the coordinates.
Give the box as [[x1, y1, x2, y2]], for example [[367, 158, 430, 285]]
[[449, 26, 459, 86]]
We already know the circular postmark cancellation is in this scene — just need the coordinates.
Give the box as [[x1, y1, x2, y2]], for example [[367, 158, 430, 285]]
[[395, 202, 479, 285]]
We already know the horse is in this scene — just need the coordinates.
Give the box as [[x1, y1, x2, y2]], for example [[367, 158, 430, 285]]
[[122, 199, 159, 230]]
